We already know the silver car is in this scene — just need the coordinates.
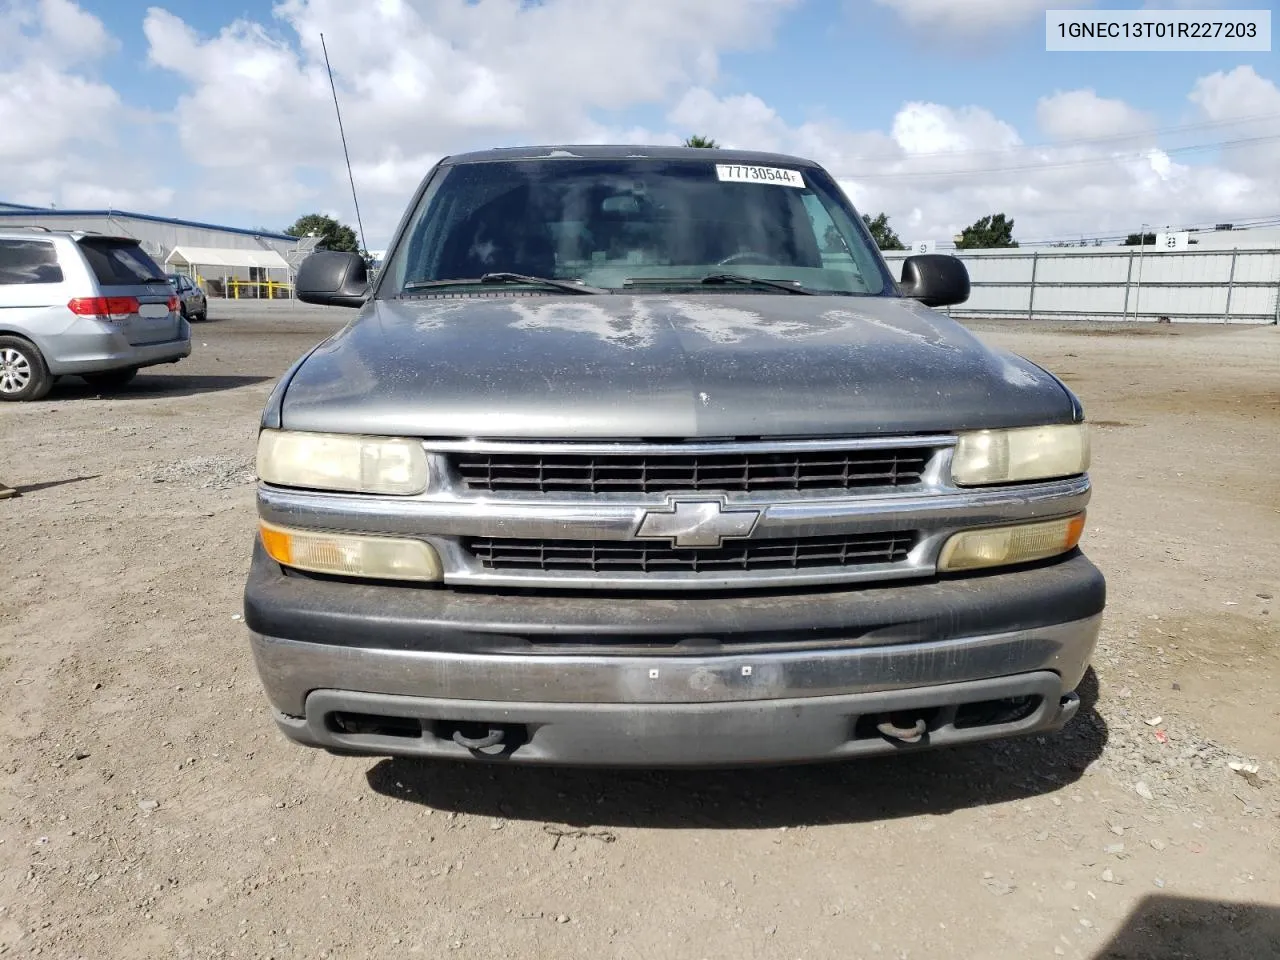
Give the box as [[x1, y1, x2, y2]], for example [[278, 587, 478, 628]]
[[0, 227, 191, 401], [167, 272, 209, 322]]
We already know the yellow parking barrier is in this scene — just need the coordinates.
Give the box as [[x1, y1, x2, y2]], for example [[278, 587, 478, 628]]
[[224, 279, 294, 300]]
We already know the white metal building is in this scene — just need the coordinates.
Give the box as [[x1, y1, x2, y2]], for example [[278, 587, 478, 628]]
[[883, 241, 1280, 324], [0, 202, 309, 298]]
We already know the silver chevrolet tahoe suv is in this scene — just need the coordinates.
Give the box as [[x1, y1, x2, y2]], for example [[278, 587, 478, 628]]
[[244, 145, 1104, 767], [0, 228, 191, 401]]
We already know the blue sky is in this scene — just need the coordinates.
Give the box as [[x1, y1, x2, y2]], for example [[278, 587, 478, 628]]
[[3, 0, 1277, 245]]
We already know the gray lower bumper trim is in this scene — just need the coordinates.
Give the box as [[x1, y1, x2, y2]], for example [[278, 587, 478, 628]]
[[277, 671, 1080, 767], [250, 615, 1101, 716]]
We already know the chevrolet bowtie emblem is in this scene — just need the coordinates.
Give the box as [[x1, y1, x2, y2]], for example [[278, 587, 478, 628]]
[[634, 500, 760, 548]]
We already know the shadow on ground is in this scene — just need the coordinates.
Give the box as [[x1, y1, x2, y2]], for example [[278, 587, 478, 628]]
[[12, 475, 100, 494], [1092, 895, 1280, 960], [51, 373, 272, 400], [366, 669, 1107, 829]]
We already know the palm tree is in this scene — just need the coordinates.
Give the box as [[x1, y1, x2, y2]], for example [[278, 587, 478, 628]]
[[683, 135, 719, 148]]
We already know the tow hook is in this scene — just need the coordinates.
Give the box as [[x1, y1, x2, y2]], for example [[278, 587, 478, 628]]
[[875, 716, 928, 744], [452, 727, 506, 750]]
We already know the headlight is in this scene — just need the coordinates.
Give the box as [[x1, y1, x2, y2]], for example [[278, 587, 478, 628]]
[[951, 423, 1089, 486], [260, 521, 442, 582], [256, 429, 428, 495], [938, 514, 1085, 572]]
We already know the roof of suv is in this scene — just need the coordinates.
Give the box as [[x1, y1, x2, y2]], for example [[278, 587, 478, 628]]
[[441, 144, 821, 168], [0, 226, 135, 243]]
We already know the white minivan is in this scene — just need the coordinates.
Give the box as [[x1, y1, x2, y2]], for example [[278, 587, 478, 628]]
[[0, 227, 192, 401]]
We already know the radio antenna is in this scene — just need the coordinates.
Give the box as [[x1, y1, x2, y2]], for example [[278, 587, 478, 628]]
[[319, 33, 368, 258]]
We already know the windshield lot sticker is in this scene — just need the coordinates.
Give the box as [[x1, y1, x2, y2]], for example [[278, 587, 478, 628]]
[[715, 164, 805, 187]]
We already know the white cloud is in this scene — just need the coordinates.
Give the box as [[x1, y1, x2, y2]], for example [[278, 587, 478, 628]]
[[1190, 65, 1280, 119], [35, 0, 117, 63], [871, 0, 1091, 35], [1036, 89, 1154, 141], [674, 81, 1280, 246], [0, 63, 119, 161], [1188, 66, 1280, 178], [0, 1, 169, 210], [142, 0, 798, 236]]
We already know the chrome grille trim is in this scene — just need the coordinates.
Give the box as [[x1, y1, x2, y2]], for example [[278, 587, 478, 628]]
[[452, 448, 934, 495], [421, 436, 957, 456], [257, 464, 1091, 591]]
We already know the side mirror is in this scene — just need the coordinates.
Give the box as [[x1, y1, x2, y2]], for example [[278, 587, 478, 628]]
[[296, 251, 369, 308], [898, 254, 970, 307]]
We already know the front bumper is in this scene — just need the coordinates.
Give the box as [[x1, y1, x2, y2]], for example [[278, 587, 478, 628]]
[[244, 545, 1105, 766]]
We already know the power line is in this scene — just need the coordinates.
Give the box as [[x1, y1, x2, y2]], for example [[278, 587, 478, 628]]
[[834, 132, 1280, 181], [987, 214, 1280, 247], [850, 110, 1280, 164]]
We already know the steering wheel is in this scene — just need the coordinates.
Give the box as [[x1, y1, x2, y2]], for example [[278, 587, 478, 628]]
[[717, 251, 784, 267]]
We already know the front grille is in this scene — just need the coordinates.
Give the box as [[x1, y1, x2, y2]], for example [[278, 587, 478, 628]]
[[453, 447, 934, 494], [467, 532, 917, 575]]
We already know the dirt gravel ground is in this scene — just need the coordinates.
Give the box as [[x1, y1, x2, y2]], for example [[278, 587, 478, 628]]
[[2, 305, 1278, 960]]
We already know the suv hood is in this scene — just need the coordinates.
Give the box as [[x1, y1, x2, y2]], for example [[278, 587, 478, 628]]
[[279, 294, 1077, 438]]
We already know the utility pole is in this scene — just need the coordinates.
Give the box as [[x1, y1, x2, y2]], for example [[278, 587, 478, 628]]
[[1134, 223, 1149, 321]]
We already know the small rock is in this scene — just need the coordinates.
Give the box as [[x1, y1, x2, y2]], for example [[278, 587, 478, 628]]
[[1258, 593, 1273, 601], [1080, 918, 1094, 929], [1117, 687, 1133, 699], [1109, 824, 1125, 836], [1150, 839, 1166, 852], [232, 614, 242, 621], [765, 925, 777, 936], [71, 751, 90, 761], [137, 799, 159, 812], [92, 682, 103, 691], [1154, 878, 1166, 888], [555, 915, 570, 924], [1134, 782, 1154, 801], [1144, 716, 1163, 727], [1104, 843, 1125, 855], [981, 877, 1015, 896], [1171, 682, 1181, 691]]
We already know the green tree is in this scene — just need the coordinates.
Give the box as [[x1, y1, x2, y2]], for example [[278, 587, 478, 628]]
[[955, 213, 1018, 250], [1123, 232, 1156, 246], [683, 134, 719, 148], [861, 212, 905, 251], [284, 213, 358, 253]]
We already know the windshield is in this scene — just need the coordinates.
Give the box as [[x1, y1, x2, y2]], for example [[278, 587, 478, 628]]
[[382, 157, 894, 297]]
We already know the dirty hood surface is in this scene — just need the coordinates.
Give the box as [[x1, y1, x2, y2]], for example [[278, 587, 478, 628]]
[[280, 294, 1076, 438]]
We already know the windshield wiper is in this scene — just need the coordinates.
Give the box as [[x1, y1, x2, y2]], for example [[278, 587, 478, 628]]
[[403, 273, 604, 295], [624, 274, 816, 295]]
